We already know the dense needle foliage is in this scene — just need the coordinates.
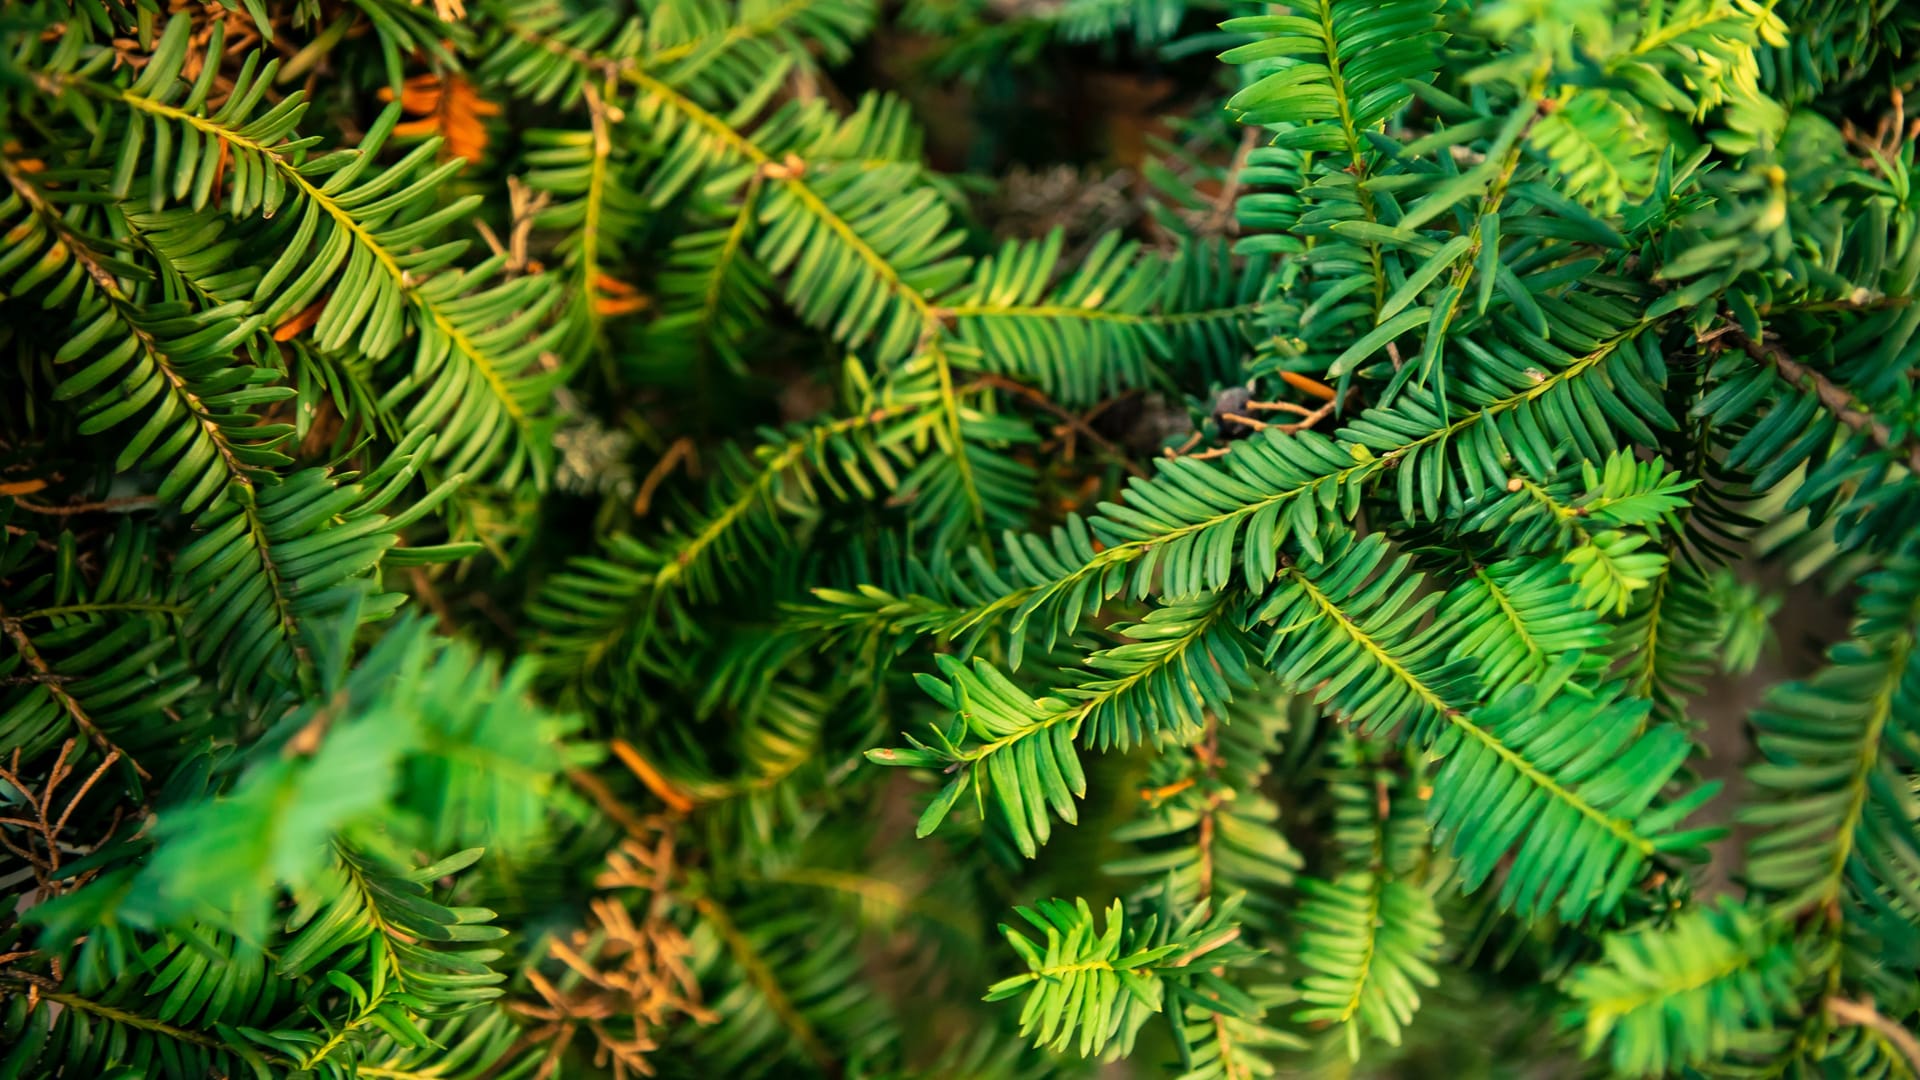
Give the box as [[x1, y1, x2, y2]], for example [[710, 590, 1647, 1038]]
[[4, 0, 1920, 1076]]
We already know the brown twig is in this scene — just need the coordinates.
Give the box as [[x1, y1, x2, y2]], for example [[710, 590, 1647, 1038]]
[[1231, 398, 1339, 436], [1279, 399, 1339, 434], [0, 604, 148, 779], [13, 495, 158, 516], [1169, 927, 1241, 968], [1194, 728, 1220, 901], [632, 438, 697, 517], [1759, 293, 1912, 316], [50, 748, 117, 839], [0, 741, 121, 892], [468, 591, 519, 640], [1244, 400, 1316, 417], [1199, 126, 1261, 236], [567, 766, 657, 839], [976, 374, 1149, 479], [1081, 389, 1138, 426], [1827, 996, 1920, 1074], [1164, 430, 1204, 458], [1840, 88, 1913, 175], [406, 566, 456, 627], [1731, 329, 1920, 474]]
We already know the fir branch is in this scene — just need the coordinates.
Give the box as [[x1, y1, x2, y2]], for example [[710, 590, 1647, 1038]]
[[232, 491, 314, 691], [672, 175, 765, 370], [1285, 560, 1654, 857], [0, 602, 150, 779], [1011, 323, 1646, 624], [1809, 621, 1907, 913], [936, 299, 1269, 327], [578, 83, 617, 324], [625, 68, 987, 527], [2, 158, 265, 513], [72, 76, 548, 476], [692, 893, 838, 1074], [535, 404, 923, 683], [12, 5, 1920, 1078], [42, 992, 228, 1050], [1391, 70, 1550, 405], [647, 0, 823, 69], [9, 601, 183, 622], [1282, 563, 1454, 719], [1304, 0, 1390, 313]]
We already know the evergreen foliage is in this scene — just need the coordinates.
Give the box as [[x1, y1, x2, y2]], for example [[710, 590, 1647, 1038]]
[[3, 0, 1920, 1076]]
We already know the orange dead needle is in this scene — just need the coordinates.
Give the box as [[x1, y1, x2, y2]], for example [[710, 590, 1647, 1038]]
[[611, 738, 696, 815], [1278, 370, 1338, 402]]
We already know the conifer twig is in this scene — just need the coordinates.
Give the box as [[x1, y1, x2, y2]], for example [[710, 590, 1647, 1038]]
[[1826, 996, 1920, 1074], [0, 741, 123, 890], [632, 438, 697, 517], [566, 767, 655, 840], [1193, 721, 1223, 900], [1245, 399, 1317, 417], [1199, 126, 1261, 236], [13, 495, 159, 516], [976, 374, 1148, 478], [0, 605, 149, 779], [1731, 329, 1920, 474], [693, 892, 839, 1075]]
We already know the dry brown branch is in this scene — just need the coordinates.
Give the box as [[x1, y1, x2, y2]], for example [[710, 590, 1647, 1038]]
[[0, 741, 121, 894], [632, 438, 698, 517], [1245, 399, 1317, 417], [1199, 125, 1261, 236], [510, 822, 716, 1080], [13, 495, 158, 516], [1827, 996, 1920, 1075], [1732, 328, 1920, 474], [976, 374, 1149, 479]]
